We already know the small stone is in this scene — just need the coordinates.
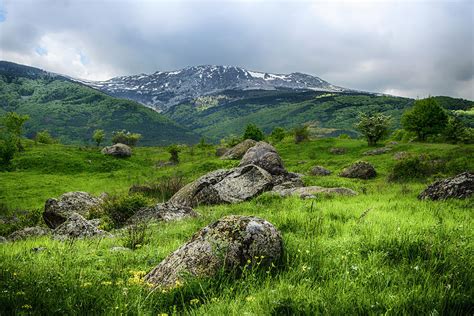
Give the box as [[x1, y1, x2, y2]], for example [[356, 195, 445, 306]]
[[310, 166, 332, 176], [329, 147, 347, 155]]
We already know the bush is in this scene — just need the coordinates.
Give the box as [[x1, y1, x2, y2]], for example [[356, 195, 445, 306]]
[[92, 129, 105, 146], [122, 222, 150, 250], [101, 193, 150, 227], [34, 130, 56, 144], [270, 127, 286, 143], [0, 133, 17, 166], [388, 155, 444, 182], [243, 124, 264, 141], [220, 134, 241, 148], [294, 125, 310, 143], [443, 115, 473, 144], [129, 174, 185, 202], [167, 145, 181, 164], [112, 130, 142, 147], [355, 112, 391, 146], [338, 134, 351, 139]]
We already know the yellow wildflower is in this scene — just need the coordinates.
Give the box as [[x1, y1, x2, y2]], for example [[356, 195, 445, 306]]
[[190, 298, 199, 305], [101, 281, 112, 286], [81, 282, 92, 288], [246, 296, 255, 302], [22, 304, 32, 309]]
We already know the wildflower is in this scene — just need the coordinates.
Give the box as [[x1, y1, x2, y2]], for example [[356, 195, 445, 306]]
[[81, 282, 92, 288], [246, 296, 255, 302], [305, 250, 310, 254], [13, 272, 18, 276], [22, 304, 32, 309], [158, 313, 169, 316], [301, 264, 310, 272], [174, 279, 183, 288], [414, 265, 419, 271], [190, 298, 199, 305], [161, 289, 167, 294], [15, 291, 25, 296], [247, 259, 251, 264], [116, 280, 124, 286], [351, 265, 358, 271], [145, 282, 154, 288], [101, 281, 112, 286], [211, 297, 219, 302]]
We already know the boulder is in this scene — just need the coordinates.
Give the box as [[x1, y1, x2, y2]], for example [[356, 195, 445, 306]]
[[0, 236, 7, 243], [418, 172, 474, 200], [273, 186, 357, 199], [215, 147, 228, 157], [221, 139, 257, 160], [126, 203, 199, 224], [239, 142, 286, 175], [53, 213, 109, 240], [168, 165, 273, 207], [101, 143, 132, 158], [363, 147, 392, 156], [145, 215, 283, 288], [310, 166, 332, 176], [340, 161, 377, 179], [329, 147, 347, 155], [8, 226, 50, 241], [393, 151, 409, 160], [43, 191, 104, 229]]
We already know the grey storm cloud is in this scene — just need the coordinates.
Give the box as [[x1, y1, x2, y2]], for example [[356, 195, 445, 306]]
[[0, 0, 472, 99]]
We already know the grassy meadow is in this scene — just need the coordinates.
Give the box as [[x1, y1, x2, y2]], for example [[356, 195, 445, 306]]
[[0, 138, 473, 314]]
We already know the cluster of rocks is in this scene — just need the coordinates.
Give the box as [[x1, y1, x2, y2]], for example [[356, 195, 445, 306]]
[[220, 139, 257, 160], [418, 172, 473, 200]]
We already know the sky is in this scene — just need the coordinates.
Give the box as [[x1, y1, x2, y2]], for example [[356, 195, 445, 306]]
[[0, 0, 473, 99]]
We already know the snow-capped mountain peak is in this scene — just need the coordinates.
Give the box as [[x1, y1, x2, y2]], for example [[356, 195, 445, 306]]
[[78, 65, 347, 112]]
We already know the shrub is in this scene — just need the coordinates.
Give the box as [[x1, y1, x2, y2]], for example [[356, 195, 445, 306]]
[[101, 193, 150, 227], [34, 130, 56, 144], [0, 133, 17, 166], [167, 145, 181, 164], [220, 134, 241, 148], [1, 112, 29, 151], [338, 133, 351, 139], [129, 174, 185, 202], [294, 125, 310, 143], [243, 123, 264, 141], [112, 130, 142, 147], [122, 222, 149, 250], [355, 112, 391, 146], [388, 155, 444, 182], [92, 129, 105, 146], [270, 127, 286, 143], [401, 97, 448, 141], [443, 115, 473, 144]]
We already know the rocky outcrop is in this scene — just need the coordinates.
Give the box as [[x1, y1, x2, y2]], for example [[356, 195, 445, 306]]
[[221, 139, 257, 160], [127, 203, 199, 224], [101, 143, 132, 158], [43, 191, 104, 229], [273, 186, 357, 199], [418, 172, 474, 200], [238, 142, 286, 175], [340, 161, 377, 179], [363, 147, 392, 156], [52, 213, 108, 240], [310, 166, 332, 176], [8, 226, 50, 241], [168, 165, 274, 207], [215, 147, 228, 157], [329, 147, 347, 155], [145, 215, 283, 288]]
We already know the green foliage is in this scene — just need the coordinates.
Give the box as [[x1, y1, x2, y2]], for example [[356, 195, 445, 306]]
[[0, 132, 17, 167], [388, 155, 442, 182], [401, 97, 448, 141], [92, 129, 105, 147], [338, 133, 351, 139], [293, 125, 310, 143], [112, 130, 142, 147], [122, 222, 150, 250], [443, 115, 473, 144], [167, 145, 181, 164], [270, 127, 286, 143], [0, 208, 43, 237], [220, 134, 241, 148], [101, 193, 150, 227], [34, 130, 56, 144], [1, 112, 29, 151], [355, 112, 391, 146], [243, 123, 264, 141]]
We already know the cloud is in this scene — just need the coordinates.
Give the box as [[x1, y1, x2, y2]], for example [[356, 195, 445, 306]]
[[0, 0, 472, 99]]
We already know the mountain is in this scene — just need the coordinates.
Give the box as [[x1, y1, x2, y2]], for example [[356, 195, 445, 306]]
[[0, 61, 200, 146], [78, 65, 349, 112]]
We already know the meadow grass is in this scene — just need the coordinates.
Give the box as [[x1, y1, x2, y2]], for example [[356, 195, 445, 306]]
[[0, 138, 473, 314]]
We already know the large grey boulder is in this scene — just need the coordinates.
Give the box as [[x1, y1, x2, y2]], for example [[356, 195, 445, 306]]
[[310, 166, 332, 176], [145, 215, 283, 288], [273, 186, 357, 199], [127, 203, 199, 224], [53, 213, 108, 240], [221, 139, 257, 160], [43, 191, 103, 228], [340, 161, 377, 179], [418, 172, 474, 200], [329, 147, 347, 155], [239, 142, 286, 175], [101, 143, 132, 158], [168, 165, 273, 207], [8, 226, 50, 241]]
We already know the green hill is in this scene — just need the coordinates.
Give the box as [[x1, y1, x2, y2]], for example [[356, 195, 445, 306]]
[[0, 61, 200, 146], [165, 90, 474, 141]]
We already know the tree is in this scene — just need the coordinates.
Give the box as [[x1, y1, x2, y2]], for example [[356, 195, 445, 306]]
[[243, 124, 264, 141], [34, 130, 56, 144], [270, 127, 286, 143], [355, 112, 391, 146], [2, 112, 29, 151], [112, 130, 142, 147], [401, 97, 448, 141], [294, 125, 310, 143], [92, 129, 105, 147], [443, 115, 472, 144]]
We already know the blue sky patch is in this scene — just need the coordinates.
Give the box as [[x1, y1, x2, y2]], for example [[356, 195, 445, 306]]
[[35, 46, 48, 56]]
